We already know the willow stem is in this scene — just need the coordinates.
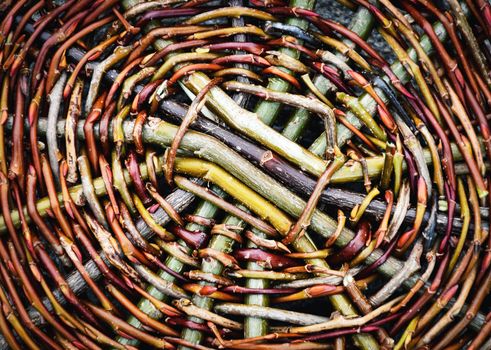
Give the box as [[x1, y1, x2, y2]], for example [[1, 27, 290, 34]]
[[309, 17, 449, 155]]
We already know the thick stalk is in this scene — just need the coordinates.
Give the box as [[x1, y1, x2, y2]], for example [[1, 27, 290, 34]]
[[4, 110, 483, 243], [253, 0, 315, 126], [244, 228, 269, 338], [229, 0, 269, 340], [282, 6, 375, 141], [215, 303, 329, 325], [179, 214, 244, 349]]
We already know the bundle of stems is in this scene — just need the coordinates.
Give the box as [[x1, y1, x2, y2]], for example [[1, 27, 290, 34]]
[[0, 0, 490, 349]]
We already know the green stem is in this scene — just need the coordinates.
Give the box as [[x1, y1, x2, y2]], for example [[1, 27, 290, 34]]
[[180, 214, 244, 349], [117, 197, 223, 347], [253, 0, 316, 125], [244, 228, 269, 338], [186, 72, 330, 177], [282, 6, 375, 142]]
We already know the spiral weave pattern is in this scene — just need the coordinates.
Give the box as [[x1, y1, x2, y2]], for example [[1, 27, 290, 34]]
[[0, 0, 490, 349]]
